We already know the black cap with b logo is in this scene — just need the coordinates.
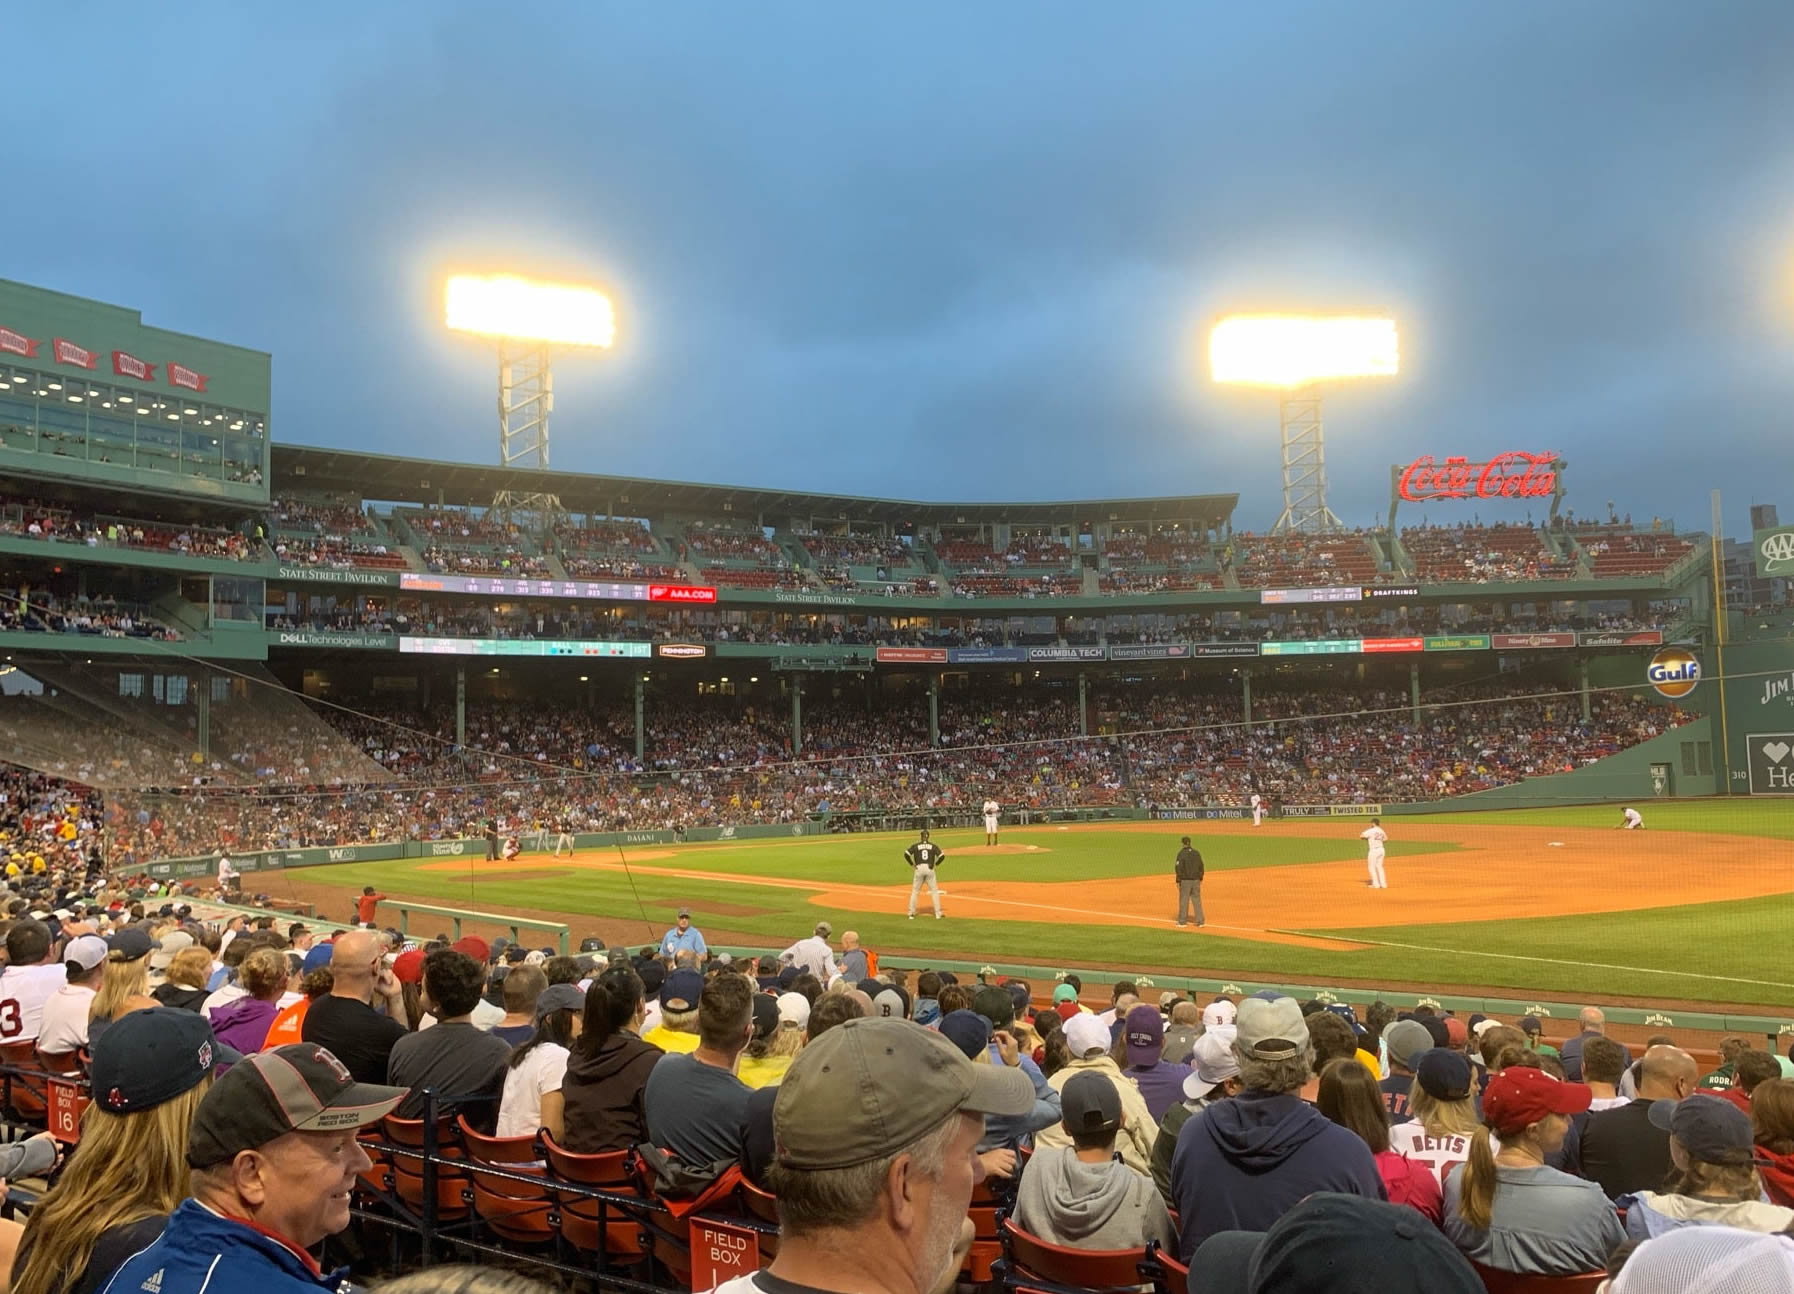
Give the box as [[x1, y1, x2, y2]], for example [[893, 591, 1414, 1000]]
[[186, 1044, 407, 1167]]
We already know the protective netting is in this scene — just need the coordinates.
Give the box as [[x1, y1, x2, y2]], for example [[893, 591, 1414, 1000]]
[[1610, 1225, 1794, 1294]]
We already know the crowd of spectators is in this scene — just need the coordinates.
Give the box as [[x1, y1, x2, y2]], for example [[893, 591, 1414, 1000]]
[[270, 495, 372, 536], [553, 520, 661, 555], [792, 530, 912, 569], [682, 523, 785, 564], [420, 545, 550, 578], [1402, 522, 1577, 583], [0, 879, 1789, 1294], [0, 592, 178, 641]]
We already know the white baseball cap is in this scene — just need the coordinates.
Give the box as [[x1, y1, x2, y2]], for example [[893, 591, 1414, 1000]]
[[776, 992, 811, 1029], [1061, 1013, 1111, 1057], [64, 934, 108, 972], [1202, 999, 1238, 1028], [1184, 1030, 1243, 1100]]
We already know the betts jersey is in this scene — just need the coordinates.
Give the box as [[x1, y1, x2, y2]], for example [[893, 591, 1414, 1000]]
[[1388, 1123, 1473, 1191]]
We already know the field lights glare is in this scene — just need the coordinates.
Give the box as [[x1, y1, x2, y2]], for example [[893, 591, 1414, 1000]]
[[1210, 315, 1399, 388], [445, 273, 615, 348]]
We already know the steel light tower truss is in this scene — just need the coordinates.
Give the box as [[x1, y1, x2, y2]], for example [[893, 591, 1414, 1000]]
[[491, 340, 561, 524], [1271, 386, 1343, 534]]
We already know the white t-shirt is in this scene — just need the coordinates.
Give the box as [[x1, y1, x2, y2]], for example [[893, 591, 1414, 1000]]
[[202, 983, 248, 1016], [421, 998, 505, 1031], [1622, 809, 1643, 829], [37, 983, 96, 1054], [982, 800, 1000, 821], [0, 964, 72, 1043], [1251, 794, 1263, 808], [497, 1042, 570, 1138], [1388, 1123, 1473, 1191], [1361, 826, 1388, 854]]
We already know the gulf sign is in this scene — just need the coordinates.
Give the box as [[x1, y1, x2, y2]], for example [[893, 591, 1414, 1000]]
[[1398, 451, 1559, 503], [1647, 647, 1701, 699]]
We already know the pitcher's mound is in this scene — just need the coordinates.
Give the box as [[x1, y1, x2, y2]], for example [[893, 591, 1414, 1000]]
[[954, 844, 1051, 856]]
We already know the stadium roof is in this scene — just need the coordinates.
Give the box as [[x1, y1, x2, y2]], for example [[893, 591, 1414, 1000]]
[[272, 444, 1239, 527]]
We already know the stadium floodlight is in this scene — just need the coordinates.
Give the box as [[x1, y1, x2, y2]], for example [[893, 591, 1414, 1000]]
[[1210, 314, 1399, 534], [443, 272, 617, 524]]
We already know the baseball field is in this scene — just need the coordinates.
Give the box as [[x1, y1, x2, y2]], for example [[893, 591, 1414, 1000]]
[[280, 800, 1794, 1011]]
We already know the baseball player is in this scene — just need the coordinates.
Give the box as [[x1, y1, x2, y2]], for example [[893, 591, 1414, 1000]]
[[1361, 818, 1389, 890], [551, 820, 576, 857], [1250, 793, 1264, 828], [1618, 807, 1644, 830], [216, 849, 240, 899], [982, 798, 1001, 846], [905, 828, 945, 919]]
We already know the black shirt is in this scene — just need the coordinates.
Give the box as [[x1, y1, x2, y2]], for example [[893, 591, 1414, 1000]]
[[17, 1214, 166, 1294], [301, 993, 408, 1086], [387, 1020, 514, 1128], [1579, 1097, 1672, 1199], [904, 841, 944, 868], [1175, 847, 1205, 882]]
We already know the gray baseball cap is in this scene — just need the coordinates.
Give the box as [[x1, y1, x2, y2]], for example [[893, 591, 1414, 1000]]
[[1384, 1019, 1434, 1071]]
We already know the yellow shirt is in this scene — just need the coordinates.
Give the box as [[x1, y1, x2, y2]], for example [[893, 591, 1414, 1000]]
[[640, 1026, 700, 1055], [1355, 1048, 1383, 1079], [736, 1054, 793, 1089]]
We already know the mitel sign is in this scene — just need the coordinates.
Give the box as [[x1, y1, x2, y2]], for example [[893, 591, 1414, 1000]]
[[1397, 451, 1559, 503]]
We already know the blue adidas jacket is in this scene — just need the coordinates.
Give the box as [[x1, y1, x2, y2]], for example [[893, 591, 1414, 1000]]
[[101, 1199, 356, 1294]]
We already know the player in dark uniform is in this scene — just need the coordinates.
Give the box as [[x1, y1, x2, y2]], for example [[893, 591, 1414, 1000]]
[[904, 829, 945, 919]]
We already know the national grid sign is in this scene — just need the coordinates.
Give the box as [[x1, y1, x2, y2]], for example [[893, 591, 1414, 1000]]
[[1746, 732, 1794, 794]]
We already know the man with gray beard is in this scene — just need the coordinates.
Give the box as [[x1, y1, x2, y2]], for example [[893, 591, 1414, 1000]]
[[709, 1017, 1034, 1294]]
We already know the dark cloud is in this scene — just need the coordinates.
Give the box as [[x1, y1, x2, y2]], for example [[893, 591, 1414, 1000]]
[[11, 2, 1794, 526]]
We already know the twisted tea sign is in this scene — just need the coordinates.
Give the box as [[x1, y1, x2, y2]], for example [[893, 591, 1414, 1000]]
[[1746, 731, 1794, 795], [1754, 527, 1794, 579]]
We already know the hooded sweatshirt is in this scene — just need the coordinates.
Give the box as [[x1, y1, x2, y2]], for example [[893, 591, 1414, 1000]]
[[207, 995, 279, 1054], [1170, 1089, 1385, 1259], [1035, 1056, 1157, 1175], [560, 1029, 663, 1153], [1013, 1145, 1177, 1254], [1759, 1144, 1794, 1208]]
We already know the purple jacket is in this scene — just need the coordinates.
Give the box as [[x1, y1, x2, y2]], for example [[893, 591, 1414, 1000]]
[[208, 996, 279, 1054], [1126, 1060, 1194, 1124]]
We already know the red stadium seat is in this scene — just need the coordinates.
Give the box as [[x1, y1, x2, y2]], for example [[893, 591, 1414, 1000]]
[[540, 1133, 649, 1266], [1471, 1263, 1609, 1293], [458, 1115, 555, 1247], [999, 1217, 1152, 1291]]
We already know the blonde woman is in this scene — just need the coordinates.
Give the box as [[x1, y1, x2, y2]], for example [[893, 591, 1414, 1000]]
[[87, 928, 158, 1048], [736, 995, 806, 1089], [150, 947, 214, 1013], [12, 1009, 219, 1294], [1388, 1048, 1483, 1190]]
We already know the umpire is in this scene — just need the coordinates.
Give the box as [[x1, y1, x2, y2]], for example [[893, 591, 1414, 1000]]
[[1174, 836, 1205, 927]]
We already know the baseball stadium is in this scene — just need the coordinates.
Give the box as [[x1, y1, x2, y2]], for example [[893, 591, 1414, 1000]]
[[3, 273, 1792, 1048]]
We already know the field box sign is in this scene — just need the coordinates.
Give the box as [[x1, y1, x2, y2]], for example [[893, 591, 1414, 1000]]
[[1746, 732, 1794, 794], [691, 1217, 760, 1291]]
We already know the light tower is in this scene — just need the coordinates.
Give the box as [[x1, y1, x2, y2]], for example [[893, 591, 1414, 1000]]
[[1210, 314, 1399, 533], [445, 273, 616, 523]]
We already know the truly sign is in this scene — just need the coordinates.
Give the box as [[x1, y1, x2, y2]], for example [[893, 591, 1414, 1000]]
[[1398, 452, 1560, 503]]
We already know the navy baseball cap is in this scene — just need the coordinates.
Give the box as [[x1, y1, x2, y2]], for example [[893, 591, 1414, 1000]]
[[1414, 1048, 1474, 1101], [939, 1009, 991, 1059], [660, 969, 704, 1011], [91, 1008, 227, 1114]]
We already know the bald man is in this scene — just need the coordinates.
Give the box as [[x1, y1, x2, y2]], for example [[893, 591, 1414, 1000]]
[[1575, 1044, 1696, 1198], [1559, 1005, 1632, 1081], [840, 930, 870, 982], [300, 930, 410, 1084]]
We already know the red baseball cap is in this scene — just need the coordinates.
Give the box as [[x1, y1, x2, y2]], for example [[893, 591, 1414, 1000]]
[[1443, 1016, 1468, 1046], [451, 936, 490, 963], [1482, 1066, 1591, 1132], [391, 949, 425, 984]]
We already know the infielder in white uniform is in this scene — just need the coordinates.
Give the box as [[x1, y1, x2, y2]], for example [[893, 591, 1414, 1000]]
[[982, 799, 1001, 845], [1250, 793, 1264, 828], [1361, 818, 1389, 890], [905, 829, 945, 919], [1618, 807, 1644, 830]]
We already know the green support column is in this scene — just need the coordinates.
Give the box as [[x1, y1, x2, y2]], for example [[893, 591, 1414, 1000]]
[[792, 677, 804, 758], [1580, 657, 1591, 723], [1242, 669, 1252, 727], [196, 672, 210, 761], [1410, 662, 1421, 722], [1078, 672, 1089, 736], [455, 666, 466, 749], [928, 672, 940, 748], [634, 674, 646, 761]]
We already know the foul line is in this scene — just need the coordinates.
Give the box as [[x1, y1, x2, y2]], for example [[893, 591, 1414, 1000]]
[[1267, 928, 1794, 992]]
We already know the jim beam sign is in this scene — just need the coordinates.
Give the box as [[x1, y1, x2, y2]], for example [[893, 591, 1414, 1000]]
[[1746, 732, 1794, 795]]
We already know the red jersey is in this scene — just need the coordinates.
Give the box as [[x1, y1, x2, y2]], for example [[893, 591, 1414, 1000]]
[[356, 893, 385, 924]]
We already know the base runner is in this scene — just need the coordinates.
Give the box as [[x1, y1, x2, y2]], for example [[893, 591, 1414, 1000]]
[[1361, 817, 1389, 890], [905, 829, 945, 919], [982, 799, 1001, 845]]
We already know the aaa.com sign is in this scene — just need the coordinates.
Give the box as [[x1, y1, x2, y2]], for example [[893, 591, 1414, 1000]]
[[1397, 452, 1561, 503]]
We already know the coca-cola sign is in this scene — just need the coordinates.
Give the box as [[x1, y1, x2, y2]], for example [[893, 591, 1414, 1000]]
[[1398, 451, 1559, 503]]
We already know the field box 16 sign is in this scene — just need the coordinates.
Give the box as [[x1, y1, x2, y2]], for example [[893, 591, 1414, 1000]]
[[691, 1217, 760, 1290], [1746, 732, 1794, 795]]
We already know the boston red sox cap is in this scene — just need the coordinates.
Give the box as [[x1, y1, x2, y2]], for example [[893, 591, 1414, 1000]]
[[187, 1044, 406, 1167]]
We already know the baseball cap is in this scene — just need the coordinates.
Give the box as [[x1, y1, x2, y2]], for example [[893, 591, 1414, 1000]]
[[1124, 1004, 1165, 1067], [1062, 1012, 1111, 1057], [91, 1008, 223, 1114], [1471, 1018, 1502, 1040], [1443, 1015, 1469, 1047], [1325, 1003, 1368, 1037], [1414, 1048, 1474, 1101], [578, 936, 606, 953], [1052, 983, 1079, 1005], [677, 907, 691, 919], [872, 988, 908, 1020], [1061, 1070, 1123, 1136], [187, 1044, 407, 1168], [1519, 1015, 1545, 1035], [606, 947, 629, 967], [106, 926, 153, 962], [750, 994, 780, 1041], [1202, 999, 1238, 1028], [1383, 1020, 1433, 1071], [772, 1018, 1034, 1171], [939, 1009, 992, 1059], [1481, 1066, 1592, 1134], [451, 935, 490, 963], [64, 933, 108, 972], [660, 969, 703, 1011], [1185, 1030, 1243, 1101], [391, 948, 425, 984], [972, 985, 1016, 1030], [151, 929, 195, 972], [776, 991, 811, 1029], [1650, 1095, 1755, 1165], [1608, 1224, 1794, 1294], [534, 983, 586, 1020], [1235, 996, 1307, 1061], [1248, 1193, 1484, 1294]]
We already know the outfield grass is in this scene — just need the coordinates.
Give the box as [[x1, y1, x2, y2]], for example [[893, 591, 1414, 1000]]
[[305, 804, 1794, 1007]]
